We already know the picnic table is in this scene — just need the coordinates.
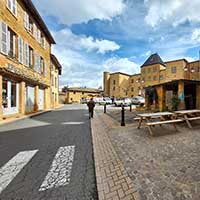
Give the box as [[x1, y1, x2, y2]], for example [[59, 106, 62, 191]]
[[136, 112, 183, 135], [174, 109, 200, 128]]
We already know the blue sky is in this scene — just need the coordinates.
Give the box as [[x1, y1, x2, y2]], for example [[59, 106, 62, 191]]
[[32, 0, 200, 88]]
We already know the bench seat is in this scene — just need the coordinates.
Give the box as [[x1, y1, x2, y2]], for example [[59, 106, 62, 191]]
[[187, 116, 200, 121], [146, 119, 183, 126]]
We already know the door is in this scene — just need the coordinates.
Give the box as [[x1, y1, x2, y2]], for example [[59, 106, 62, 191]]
[[2, 78, 19, 115], [38, 89, 44, 110], [25, 86, 35, 113]]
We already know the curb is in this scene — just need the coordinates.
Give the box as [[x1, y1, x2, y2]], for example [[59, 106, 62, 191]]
[[91, 112, 141, 200]]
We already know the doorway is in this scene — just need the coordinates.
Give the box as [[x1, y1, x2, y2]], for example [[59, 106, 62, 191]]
[[2, 78, 19, 115]]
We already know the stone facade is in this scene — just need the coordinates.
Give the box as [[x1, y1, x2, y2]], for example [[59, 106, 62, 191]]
[[65, 88, 101, 104], [50, 54, 62, 108], [0, 0, 56, 119], [104, 53, 200, 111]]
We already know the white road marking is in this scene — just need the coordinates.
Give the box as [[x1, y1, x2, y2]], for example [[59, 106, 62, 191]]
[[0, 150, 38, 194], [61, 122, 84, 125], [39, 146, 75, 191]]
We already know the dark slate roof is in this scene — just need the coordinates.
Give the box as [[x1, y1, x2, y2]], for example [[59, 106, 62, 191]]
[[141, 53, 165, 68]]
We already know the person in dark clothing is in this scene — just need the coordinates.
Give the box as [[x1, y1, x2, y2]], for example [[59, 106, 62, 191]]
[[87, 98, 95, 119]]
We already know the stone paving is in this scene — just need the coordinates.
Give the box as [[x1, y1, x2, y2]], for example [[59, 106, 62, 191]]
[[91, 112, 139, 200], [103, 110, 200, 200]]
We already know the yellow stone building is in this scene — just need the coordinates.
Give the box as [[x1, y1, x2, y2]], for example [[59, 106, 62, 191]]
[[50, 54, 62, 108], [104, 53, 200, 111], [0, 0, 57, 120], [65, 87, 101, 104]]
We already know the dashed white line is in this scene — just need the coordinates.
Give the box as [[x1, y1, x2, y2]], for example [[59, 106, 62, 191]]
[[0, 150, 38, 194], [39, 146, 75, 191], [61, 122, 84, 125]]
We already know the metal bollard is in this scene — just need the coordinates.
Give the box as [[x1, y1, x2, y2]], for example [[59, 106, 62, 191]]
[[130, 104, 132, 112], [121, 105, 125, 126], [104, 103, 106, 113]]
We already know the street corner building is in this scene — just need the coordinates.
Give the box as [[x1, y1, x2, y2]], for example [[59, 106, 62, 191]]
[[0, 0, 62, 120], [103, 53, 200, 111], [62, 87, 101, 104]]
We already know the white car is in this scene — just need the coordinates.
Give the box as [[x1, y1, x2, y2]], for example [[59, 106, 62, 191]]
[[103, 97, 112, 104], [94, 97, 105, 105], [131, 96, 145, 106], [123, 98, 132, 106]]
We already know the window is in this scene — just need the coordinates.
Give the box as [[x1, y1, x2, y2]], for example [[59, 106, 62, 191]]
[[143, 69, 146, 74], [113, 86, 115, 91], [131, 79, 134, 83], [171, 66, 176, 73], [18, 36, 23, 63], [153, 66, 157, 72], [113, 80, 116, 84], [0, 21, 8, 55], [73, 92, 76, 94], [7, 28, 16, 59], [153, 75, 157, 81], [159, 75, 163, 80], [24, 11, 29, 30], [82, 92, 84, 95], [7, 0, 17, 16], [131, 87, 134, 92], [148, 76, 151, 81], [29, 18, 34, 34], [148, 68, 151, 73]]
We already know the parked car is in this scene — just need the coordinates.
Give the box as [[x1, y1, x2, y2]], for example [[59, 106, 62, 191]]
[[123, 98, 132, 106], [94, 97, 105, 105], [114, 98, 131, 106], [131, 96, 145, 106], [103, 97, 112, 104], [80, 98, 89, 104], [114, 98, 124, 106]]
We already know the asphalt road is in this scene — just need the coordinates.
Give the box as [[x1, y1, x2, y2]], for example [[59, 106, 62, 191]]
[[0, 104, 98, 200]]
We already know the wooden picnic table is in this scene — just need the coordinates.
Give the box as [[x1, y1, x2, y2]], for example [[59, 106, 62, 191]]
[[136, 112, 182, 135], [174, 109, 200, 128]]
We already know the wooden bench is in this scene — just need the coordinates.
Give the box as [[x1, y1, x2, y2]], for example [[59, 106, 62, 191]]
[[187, 116, 200, 121], [146, 119, 184, 135], [146, 119, 183, 126]]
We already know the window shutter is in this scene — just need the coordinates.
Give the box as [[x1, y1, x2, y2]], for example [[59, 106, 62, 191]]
[[18, 36, 23, 63], [33, 24, 37, 38], [44, 60, 47, 77], [23, 42, 29, 66], [7, 0, 12, 10], [43, 37, 46, 49], [34, 51, 37, 70], [1, 21, 8, 55], [12, 0, 17, 15], [38, 29, 41, 44], [7, 29, 10, 55]]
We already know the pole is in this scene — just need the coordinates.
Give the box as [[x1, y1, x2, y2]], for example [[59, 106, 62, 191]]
[[130, 104, 132, 112], [121, 105, 125, 126], [104, 103, 106, 113]]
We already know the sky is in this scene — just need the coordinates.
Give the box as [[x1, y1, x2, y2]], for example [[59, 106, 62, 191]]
[[32, 0, 200, 89]]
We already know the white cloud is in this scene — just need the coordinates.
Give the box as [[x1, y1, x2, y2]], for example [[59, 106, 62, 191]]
[[33, 0, 125, 25], [144, 0, 200, 27], [191, 28, 200, 43], [102, 57, 140, 74], [53, 28, 120, 54]]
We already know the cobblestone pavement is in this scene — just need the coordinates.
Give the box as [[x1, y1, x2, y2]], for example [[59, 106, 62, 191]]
[[91, 112, 139, 200], [105, 110, 200, 200]]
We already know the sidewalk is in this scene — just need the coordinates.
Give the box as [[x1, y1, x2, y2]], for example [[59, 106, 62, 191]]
[[92, 110, 200, 200], [0, 104, 64, 126], [91, 112, 140, 200]]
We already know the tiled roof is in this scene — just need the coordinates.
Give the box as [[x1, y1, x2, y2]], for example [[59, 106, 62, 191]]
[[141, 53, 165, 67]]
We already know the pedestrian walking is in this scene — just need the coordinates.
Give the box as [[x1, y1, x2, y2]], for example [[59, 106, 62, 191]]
[[87, 98, 95, 119]]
